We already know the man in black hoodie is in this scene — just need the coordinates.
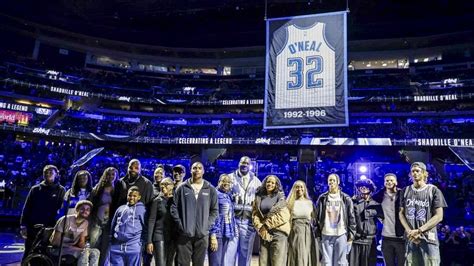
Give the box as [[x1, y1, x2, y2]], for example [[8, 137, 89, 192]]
[[20, 165, 65, 262], [373, 173, 405, 266], [171, 161, 218, 266], [111, 159, 154, 266]]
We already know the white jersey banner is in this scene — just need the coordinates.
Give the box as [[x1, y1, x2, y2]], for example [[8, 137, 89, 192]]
[[264, 12, 348, 128]]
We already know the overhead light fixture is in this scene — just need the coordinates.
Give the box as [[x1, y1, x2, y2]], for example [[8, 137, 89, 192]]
[[359, 165, 368, 173], [16, 100, 32, 105]]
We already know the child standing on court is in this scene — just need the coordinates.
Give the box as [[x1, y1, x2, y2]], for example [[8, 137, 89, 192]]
[[110, 186, 146, 266]]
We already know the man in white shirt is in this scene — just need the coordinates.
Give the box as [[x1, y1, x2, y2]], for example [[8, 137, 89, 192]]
[[315, 173, 356, 266]]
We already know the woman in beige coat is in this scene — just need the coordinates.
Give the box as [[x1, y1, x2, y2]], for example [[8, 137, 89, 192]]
[[252, 175, 291, 266]]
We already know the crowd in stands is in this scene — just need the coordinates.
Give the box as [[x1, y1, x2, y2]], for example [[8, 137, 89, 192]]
[[351, 101, 474, 113], [2, 49, 473, 144], [1, 55, 264, 100], [405, 122, 474, 138], [438, 223, 474, 265], [45, 115, 472, 139], [349, 72, 411, 93], [56, 116, 142, 136], [1, 107, 472, 139], [2, 49, 473, 102], [412, 68, 474, 84]]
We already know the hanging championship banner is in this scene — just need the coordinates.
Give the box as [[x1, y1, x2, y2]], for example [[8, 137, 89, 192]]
[[264, 11, 348, 129]]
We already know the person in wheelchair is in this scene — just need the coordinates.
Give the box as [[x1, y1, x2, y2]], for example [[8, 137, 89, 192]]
[[50, 200, 100, 266], [21, 224, 57, 266]]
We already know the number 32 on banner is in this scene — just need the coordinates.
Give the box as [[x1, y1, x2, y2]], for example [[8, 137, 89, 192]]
[[287, 56, 323, 90]]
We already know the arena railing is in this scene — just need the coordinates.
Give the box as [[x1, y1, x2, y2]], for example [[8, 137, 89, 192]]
[[4, 77, 474, 106], [1, 123, 472, 147]]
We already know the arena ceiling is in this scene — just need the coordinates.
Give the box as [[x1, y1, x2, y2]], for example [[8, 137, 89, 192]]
[[2, 0, 474, 48]]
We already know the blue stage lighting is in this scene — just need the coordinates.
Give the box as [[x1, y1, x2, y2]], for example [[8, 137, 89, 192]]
[[359, 165, 368, 173]]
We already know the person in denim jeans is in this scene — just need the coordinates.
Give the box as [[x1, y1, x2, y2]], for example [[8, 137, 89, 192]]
[[208, 174, 238, 266], [399, 162, 447, 266], [227, 156, 262, 266], [314, 174, 356, 266]]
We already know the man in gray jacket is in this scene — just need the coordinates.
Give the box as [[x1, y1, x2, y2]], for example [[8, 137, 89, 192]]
[[171, 162, 218, 266]]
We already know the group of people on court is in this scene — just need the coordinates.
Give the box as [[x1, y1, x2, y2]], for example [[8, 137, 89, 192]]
[[20, 156, 447, 266]]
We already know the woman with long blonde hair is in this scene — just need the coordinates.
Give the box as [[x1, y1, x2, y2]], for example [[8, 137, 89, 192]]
[[287, 180, 320, 266]]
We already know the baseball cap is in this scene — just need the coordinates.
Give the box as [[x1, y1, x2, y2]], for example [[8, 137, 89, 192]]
[[410, 162, 427, 171], [172, 164, 185, 173]]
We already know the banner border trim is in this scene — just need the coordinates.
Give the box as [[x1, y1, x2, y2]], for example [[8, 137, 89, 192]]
[[265, 10, 349, 22]]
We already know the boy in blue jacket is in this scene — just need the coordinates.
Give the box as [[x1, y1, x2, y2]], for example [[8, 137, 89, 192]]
[[110, 186, 146, 266]]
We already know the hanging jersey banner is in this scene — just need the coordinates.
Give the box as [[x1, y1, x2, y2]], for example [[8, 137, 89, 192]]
[[264, 11, 348, 129]]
